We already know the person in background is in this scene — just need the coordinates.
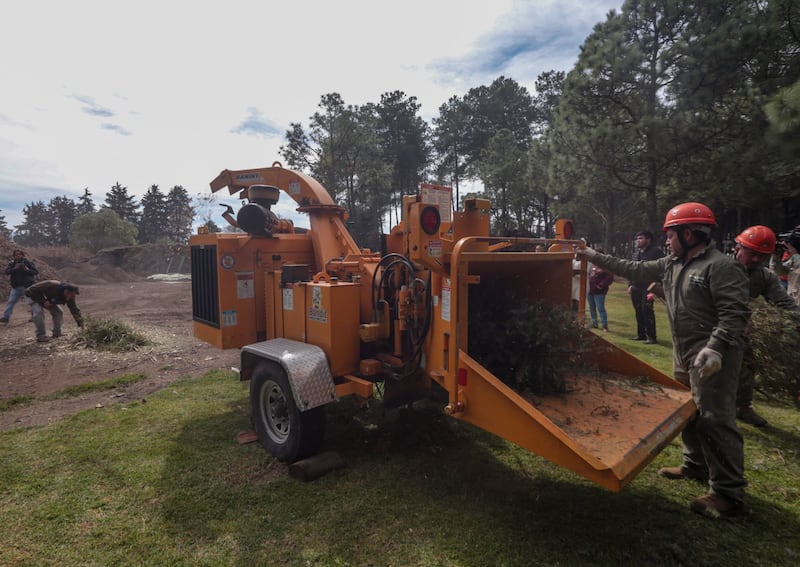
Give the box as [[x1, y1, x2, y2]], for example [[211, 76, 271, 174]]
[[733, 226, 799, 427], [769, 245, 790, 290], [628, 230, 664, 344], [783, 234, 800, 305], [571, 242, 590, 313], [1, 250, 38, 323], [579, 202, 750, 519], [24, 280, 84, 342], [587, 254, 614, 332]]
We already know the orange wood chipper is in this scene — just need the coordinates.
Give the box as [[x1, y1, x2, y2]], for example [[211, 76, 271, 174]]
[[190, 162, 695, 491]]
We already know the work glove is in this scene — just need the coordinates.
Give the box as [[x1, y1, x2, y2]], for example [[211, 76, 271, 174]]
[[577, 246, 598, 259], [693, 347, 722, 379]]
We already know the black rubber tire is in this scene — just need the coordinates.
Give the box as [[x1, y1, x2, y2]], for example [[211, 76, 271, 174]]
[[250, 361, 326, 463]]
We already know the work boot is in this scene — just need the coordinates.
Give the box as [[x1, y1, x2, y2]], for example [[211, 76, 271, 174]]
[[36, 335, 51, 343], [630, 335, 645, 341], [690, 493, 747, 519], [658, 466, 708, 483], [644, 338, 657, 344], [0, 317, 8, 323], [52, 331, 62, 338], [737, 405, 768, 428]]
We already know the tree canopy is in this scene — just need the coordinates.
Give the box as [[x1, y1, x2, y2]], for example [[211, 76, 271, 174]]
[[11, 181, 196, 249], [70, 208, 138, 253]]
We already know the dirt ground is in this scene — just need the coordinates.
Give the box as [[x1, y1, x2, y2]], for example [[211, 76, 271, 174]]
[[0, 280, 239, 431]]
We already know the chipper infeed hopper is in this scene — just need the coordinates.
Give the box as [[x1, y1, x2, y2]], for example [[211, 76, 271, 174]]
[[428, 237, 695, 491]]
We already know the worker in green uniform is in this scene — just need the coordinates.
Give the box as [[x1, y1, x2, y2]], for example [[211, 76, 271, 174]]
[[579, 202, 750, 519], [732, 225, 799, 427]]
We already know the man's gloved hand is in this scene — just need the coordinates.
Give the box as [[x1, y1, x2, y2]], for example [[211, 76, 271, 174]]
[[220, 203, 235, 215], [576, 246, 598, 259], [693, 347, 722, 378]]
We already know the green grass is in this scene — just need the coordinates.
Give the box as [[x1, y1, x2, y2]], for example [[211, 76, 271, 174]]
[[586, 280, 674, 374], [48, 372, 149, 398], [0, 292, 799, 566], [0, 373, 148, 411], [0, 395, 35, 412]]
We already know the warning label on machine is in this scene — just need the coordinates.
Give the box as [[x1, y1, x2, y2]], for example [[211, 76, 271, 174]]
[[420, 183, 452, 223], [309, 286, 327, 322], [441, 279, 451, 322], [236, 272, 254, 299], [282, 288, 294, 311], [222, 309, 238, 327]]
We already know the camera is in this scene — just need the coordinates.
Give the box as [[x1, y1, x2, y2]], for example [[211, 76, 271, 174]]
[[776, 225, 800, 252]]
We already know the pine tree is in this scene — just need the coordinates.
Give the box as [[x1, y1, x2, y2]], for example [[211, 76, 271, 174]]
[[14, 201, 55, 247], [138, 185, 168, 243], [104, 182, 139, 224], [165, 185, 195, 243], [77, 188, 95, 215], [49, 195, 78, 246], [0, 209, 11, 240]]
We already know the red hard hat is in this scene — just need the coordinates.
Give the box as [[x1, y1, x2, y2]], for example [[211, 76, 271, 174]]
[[662, 202, 716, 231], [735, 225, 776, 253]]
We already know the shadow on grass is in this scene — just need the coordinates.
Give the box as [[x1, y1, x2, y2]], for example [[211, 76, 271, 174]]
[[156, 397, 800, 566]]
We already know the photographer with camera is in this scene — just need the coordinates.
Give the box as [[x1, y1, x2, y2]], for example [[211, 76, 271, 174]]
[[782, 232, 800, 306], [769, 244, 790, 289], [1, 249, 38, 324]]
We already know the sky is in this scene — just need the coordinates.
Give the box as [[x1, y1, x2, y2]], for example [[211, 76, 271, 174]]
[[0, 0, 621, 232]]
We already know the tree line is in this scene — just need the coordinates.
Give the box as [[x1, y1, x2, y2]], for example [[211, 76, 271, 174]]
[[2, 1, 796, 253], [280, 0, 799, 251], [4, 183, 194, 252]]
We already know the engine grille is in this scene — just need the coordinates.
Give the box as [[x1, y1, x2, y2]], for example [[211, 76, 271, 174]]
[[191, 245, 219, 327]]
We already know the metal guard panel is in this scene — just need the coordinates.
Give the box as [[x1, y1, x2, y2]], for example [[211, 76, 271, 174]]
[[242, 338, 337, 410]]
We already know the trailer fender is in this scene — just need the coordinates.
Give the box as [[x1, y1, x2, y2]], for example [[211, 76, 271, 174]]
[[240, 338, 337, 411]]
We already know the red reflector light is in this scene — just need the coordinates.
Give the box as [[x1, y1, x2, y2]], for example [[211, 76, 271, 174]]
[[457, 367, 467, 386], [564, 221, 573, 239], [420, 206, 441, 235]]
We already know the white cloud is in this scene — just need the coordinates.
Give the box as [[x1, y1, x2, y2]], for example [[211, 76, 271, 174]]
[[0, 0, 619, 232]]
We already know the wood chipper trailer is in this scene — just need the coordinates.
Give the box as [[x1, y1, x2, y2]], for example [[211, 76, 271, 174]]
[[189, 163, 696, 492]]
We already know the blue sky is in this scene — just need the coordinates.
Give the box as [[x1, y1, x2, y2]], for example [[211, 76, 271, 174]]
[[0, 0, 620, 232]]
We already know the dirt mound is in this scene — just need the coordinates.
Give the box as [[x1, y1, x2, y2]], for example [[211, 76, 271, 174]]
[[30, 243, 190, 285], [0, 237, 62, 298]]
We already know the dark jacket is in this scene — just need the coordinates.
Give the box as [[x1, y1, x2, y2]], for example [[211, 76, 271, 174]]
[[746, 265, 798, 311], [628, 243, 665, 289], [25, 280, 84, 326], [591, 241, 750, 367], [5, 258, 38, 288], [588, 264, 614, 295]]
